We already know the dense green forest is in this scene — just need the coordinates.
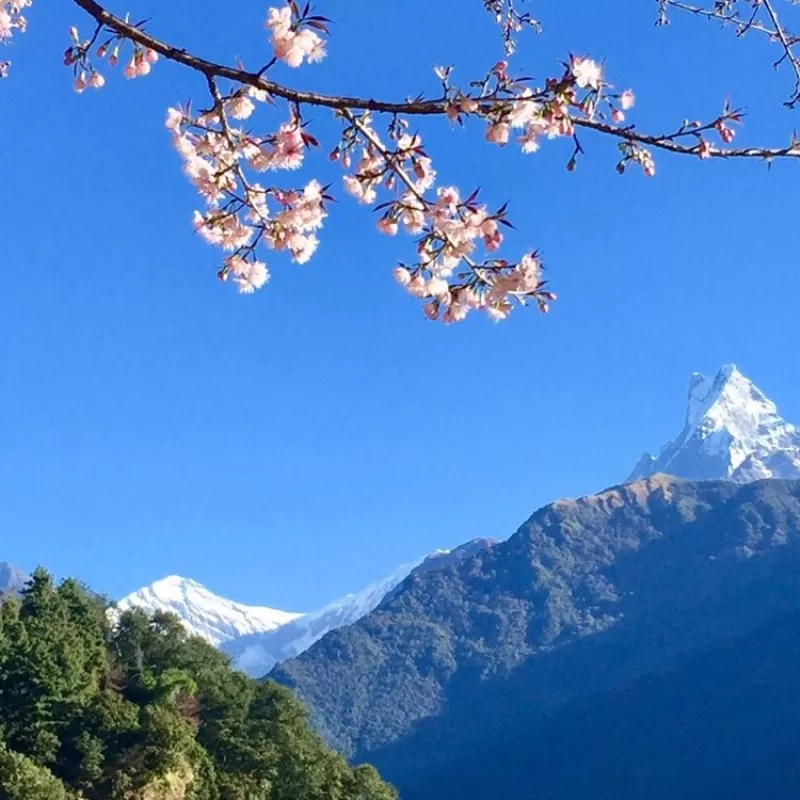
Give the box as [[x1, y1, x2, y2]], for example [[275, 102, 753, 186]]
[[0, 569, 395, 799]]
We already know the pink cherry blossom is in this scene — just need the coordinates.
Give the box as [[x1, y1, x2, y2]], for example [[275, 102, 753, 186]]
[[225, 94, 256, 120], [266, 5, 327, 68], [393, 266, 412, 286], [227, 255, 270, 294], [571, 56, 603, 90], [165, 107, 184, 131], [0, 10, 13, 39], [378, 218, 399, 235], [486, 122, 510, 145]]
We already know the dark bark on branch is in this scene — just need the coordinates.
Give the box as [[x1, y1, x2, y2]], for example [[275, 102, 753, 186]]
[[71, 0, 800, 161]]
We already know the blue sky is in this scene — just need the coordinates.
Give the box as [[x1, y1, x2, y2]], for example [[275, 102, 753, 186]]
[[1, 0, 798, 611]]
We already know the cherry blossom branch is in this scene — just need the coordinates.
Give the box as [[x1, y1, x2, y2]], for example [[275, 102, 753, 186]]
[[336, 109, 554, 322], [70, 0, 800, 160], [661, 0, 800, 107], [3, 0, 784, 319]]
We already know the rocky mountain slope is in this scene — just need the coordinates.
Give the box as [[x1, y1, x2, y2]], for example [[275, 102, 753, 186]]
[[272, 476, 800, 799]]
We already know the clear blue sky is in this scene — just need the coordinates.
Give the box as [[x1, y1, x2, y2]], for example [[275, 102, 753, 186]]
[[1, 0, 798, 611]]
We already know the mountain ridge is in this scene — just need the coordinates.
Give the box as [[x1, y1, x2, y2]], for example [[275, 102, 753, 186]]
[[225, 538, 496, 677], [271, 476, 800, 799], [116, 539, 495, 675]]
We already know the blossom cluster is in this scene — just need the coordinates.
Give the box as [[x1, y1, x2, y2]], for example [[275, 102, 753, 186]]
[[135, 4, 332, 294], [65, 24, 160, 92], [166, 97, 330, 293], [336, 115, 554, 322], [265, 1, 328, 67], [0, 0, 32, 76], [57, 0, 752, 322], [438, 56, 643, 175]]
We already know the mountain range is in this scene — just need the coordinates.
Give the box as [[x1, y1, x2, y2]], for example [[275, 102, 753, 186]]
[[272, 476, 800, 799], [7, 364, 798, 681], [112, 538, 495, 676], [5, 363, 800, 798]]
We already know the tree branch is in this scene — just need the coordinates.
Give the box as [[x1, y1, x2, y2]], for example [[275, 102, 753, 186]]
[[71, 0, 800, 161]]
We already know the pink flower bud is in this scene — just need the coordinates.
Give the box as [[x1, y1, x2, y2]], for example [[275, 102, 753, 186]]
[[124, 59, 137, 79], [73, 72, 87, 93], [136, 58, 151, 76], [64, 49, 74, 66], [620, 90, 635, 111], [423, 301, 440, 321], [611, 109, 625, 124], [69, 26, 79, 41], [97, 45, 107, 58], [88, 71, 105, 88], [109, 49, 119, 67], [145, 48, 159, 64]]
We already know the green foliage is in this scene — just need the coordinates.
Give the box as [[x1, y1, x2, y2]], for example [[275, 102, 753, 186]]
[[0, 740, 74, 799], [0, 570, 396, 800], [272, 478, 800, 798]]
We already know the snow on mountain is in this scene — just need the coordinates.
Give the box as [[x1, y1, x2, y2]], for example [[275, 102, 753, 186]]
[[221, 560, 423, 677], [222, 538, 496, 677], [116, 575, 303, 648], [628, 364, 800, 483], [0, 562, 28, 599]]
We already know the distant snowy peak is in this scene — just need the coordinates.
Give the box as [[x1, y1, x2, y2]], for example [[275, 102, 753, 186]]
[[117, 575, 302, 647], [629, 364, 800, 483], [0, 562, 28, 599], [223, 538, 496, 677]]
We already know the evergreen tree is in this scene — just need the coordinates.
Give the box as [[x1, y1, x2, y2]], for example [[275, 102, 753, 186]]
[[0, 568, 396, 799]]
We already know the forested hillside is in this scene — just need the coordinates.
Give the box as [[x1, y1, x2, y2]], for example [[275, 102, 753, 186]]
[[0, 569, 394, 799], [274, 477, 800, 798]]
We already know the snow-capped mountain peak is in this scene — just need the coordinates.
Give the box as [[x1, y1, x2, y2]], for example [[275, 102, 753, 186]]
[[629, 364, 800, 483], [116, 575, 302, 648], [222, 538, 496, 677]]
